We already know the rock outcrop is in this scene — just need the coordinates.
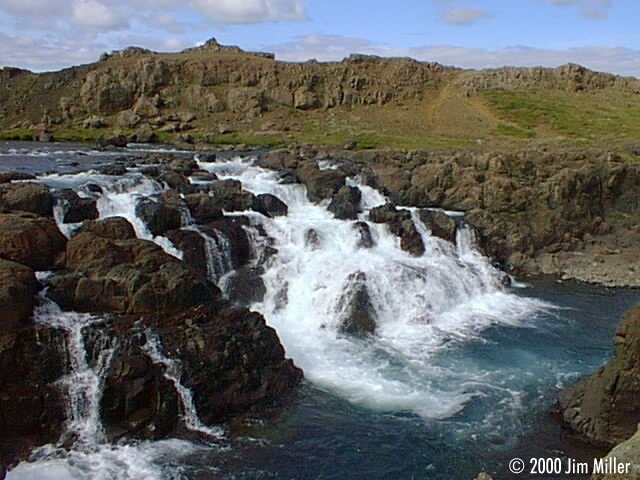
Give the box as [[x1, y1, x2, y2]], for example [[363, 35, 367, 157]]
[[0, 259, 39, 331], [338, 272, 377, 337], [559, 303, 640, 446]]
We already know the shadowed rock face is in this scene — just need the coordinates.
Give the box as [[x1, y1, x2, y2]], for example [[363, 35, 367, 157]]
[[369, 203, 425, 256], [559, 303, 640, 446], [0, 259, 39, 332], [0, 183, 54, 217]]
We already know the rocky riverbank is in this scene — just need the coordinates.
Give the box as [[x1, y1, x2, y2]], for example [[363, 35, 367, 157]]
[[0, 154, 303, 469], [257, 144, 640, 287]]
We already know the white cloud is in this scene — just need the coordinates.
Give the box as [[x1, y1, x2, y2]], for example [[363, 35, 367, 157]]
[[269, 34, 640, 78], [542, 0, 612, 19], [189, 0, 306, 23], [441, 7, 489, 25], [72, 0, 126, 29]]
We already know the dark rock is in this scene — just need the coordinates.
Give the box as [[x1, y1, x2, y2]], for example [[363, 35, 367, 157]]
[[418, 209, 458, 243], [0, 182, 54, 217], [338, 272, 376, 337], [198, 152, 217, 163], [47, 232, 215, 315], [0, 172, 36, 184], [99, 301, 303, 437], [0, 259, 39, 332], [0, 213, 67, 270], [98, 164, 128, 176], [159, 170, 192, 193], [184, 194, 223, 224], [165, 229, 208, 279], [98, 134, 128, 148], [223, 266, 266, 306], [77, 217, 137, 240], [135, 196, 184, 236], [328, 185, 361, 220], [353, 221, 375, 248], [369, 203, 425, 256], [211, 179, 255, 211], [559, 302, 640, 446], [295, 162, 346, 202], [201, 217, 252, 270], [252, 193, 288, 217], [55, 189, 98, 224]]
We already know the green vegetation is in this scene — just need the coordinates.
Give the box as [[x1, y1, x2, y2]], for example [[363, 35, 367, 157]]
[[0, 129, 34, 141], [484, 89, 640, 140], [204, 133, 286, 148]]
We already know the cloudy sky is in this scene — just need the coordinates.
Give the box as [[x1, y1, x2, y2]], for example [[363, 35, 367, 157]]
[[1, 0, 639, 77]]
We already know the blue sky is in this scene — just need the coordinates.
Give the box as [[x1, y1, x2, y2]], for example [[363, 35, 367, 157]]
[[1, 0, 640, 76]]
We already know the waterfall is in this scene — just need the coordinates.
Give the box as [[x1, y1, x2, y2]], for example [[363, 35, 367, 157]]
[[142, 332, 224, 439], [196, 155, 547, 419], [34, 299, 115, 448]]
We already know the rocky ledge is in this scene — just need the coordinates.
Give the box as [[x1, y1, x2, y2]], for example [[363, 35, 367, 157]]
[[0, 164, 302, 468], [559, 302, 640, 479]]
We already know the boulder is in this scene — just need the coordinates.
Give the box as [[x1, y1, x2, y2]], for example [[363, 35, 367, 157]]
[[328, 185, 362, 220], [99, 301, 303, 437], [98, 163, 128, 176], [338, 272, 376, 337], [223, 266, 267, 306], [200, 217, 252, 271], [47, 232, 215, 315], [77, 217, 137, 241], [165, 229, 208, 280], [54, 189, 98, 224], [369, 203, 425, 256], [97, 134, 128, 148], [252, 193, 288, 217], [295, 163, 346, 202], [0, 182, 54, 217], [559, 303, 640, 446], [210, 179, 255, 211], [0, 259, 39, 332], [418, 209, 458, 243], [135, 195, 184, 236], [184, 194, 224, 224], [0, 213, 67, 270]]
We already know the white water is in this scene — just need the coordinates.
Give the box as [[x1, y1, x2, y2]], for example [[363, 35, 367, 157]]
[[37, 171, 183, 258], [197, 156, 548, 418], [142, 332, 224, 439]]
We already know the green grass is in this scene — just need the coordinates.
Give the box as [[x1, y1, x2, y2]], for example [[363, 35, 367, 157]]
[[496, 123, 535, 139], [204, 133, 286, 148], [484, 89, 640, 140], [0, 129, 34, 141]]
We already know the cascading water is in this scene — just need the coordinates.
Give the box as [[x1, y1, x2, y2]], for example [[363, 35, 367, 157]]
[[142, 332, 224, 439], [196, 156, 548, 419]]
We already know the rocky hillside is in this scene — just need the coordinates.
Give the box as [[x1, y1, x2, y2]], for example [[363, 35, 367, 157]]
[[1, 38, 640, 148]]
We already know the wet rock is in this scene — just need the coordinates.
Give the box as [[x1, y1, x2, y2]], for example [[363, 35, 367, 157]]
[[55, 189, 98, 224], [47, 232, 215, 314], [198, 152, 217, 163], [418, 209, 457, 243], [99, 301, 303, 437], [0, 172, 36, 184], [295, 162, 346, 202], [338, 272, 377, 337], [164, 229, 208, 279], [135, 195, 184, 236], [97, 134, 128, 148], [211, 179, 255, 211], [369, 203, 425, 256], [201, 217, 252, 270], [353, 221, 375, 248], [223, 266, 267, 306], [98, 164, 128, 176], [159, 170, 191, 192], [0, 325, 68, 457], [0, 213, 67, 270], [328, 185, 362, 220], [252, 193, 288, 217], [0, 182, 54, 217], [184, 193, 223, 224], [0, 259, 39, 332], [592, 426, 640, 480], [559, 302, 640, 446], [78, 217, 137, 241]]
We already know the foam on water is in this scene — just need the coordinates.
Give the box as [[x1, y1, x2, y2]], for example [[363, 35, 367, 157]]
[[197, 156, 549, 419]]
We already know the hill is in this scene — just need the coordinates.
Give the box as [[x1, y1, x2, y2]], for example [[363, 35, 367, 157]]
[[1, 38, 640, 149]]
